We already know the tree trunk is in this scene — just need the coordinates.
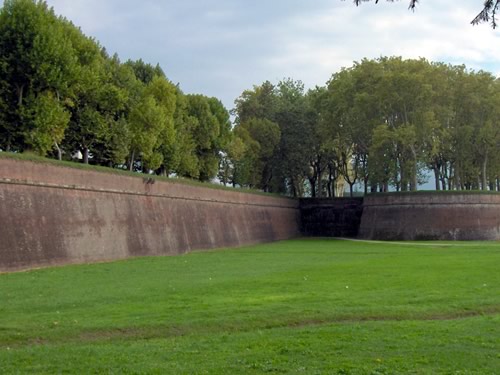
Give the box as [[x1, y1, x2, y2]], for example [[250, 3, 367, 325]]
[[54, 142, 62, 161], [308, 177, 316, 198], [316, 164, 323, 198], [433, 165, 440, 190], [410, 173, 418, 191], [128, 150, 135, 171], [327, 165, 335, 198], [83, 147, 89, 164], [327, 177, 334, 198], [455, 164, 461, 191], [410, 147, 418, 191], [16, 84, 24, 107], [481, 153, 488, 191]]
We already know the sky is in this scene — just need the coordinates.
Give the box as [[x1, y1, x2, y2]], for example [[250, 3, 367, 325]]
[[5, 0, 500, 112]]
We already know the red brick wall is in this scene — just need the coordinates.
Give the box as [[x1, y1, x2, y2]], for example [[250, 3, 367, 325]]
[[0, 158, 300, 272], [359, 193, 500, 240]]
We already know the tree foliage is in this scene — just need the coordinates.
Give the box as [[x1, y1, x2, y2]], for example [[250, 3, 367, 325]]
[[233, 58, 500, 197], [0, 0, 232, 182], [2, 0, 500, 197]]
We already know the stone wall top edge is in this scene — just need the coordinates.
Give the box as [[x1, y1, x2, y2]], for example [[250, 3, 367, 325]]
[[363, 193, 500, 205], [0, 158, 298, 207], [299, 197, 364, 202]]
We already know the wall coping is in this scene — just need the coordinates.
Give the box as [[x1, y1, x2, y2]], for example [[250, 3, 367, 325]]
[[0, 158, 299, 209]]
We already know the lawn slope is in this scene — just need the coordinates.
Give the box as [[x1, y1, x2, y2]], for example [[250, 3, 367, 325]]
[[1, 239, 499, 373]]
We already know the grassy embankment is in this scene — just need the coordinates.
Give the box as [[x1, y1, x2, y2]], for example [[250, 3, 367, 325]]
[[0, 239, 499, 374], [0, 151, 283, 198]]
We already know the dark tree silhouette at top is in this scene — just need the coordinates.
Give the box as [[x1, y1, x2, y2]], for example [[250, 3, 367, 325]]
[[351, 0, 500, 28], [471, 0, 500, 28]]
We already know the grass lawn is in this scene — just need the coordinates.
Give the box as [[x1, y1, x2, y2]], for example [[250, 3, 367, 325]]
[[0, 239, 499, 374]]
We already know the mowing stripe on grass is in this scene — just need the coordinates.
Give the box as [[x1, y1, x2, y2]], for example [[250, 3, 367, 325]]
[[336, 237, 500, 247]]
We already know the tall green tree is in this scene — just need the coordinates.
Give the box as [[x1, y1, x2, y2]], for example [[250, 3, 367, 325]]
[[22, 91, 70, 156], [128, 76, 177, 172], [235, 118, 281, 190], [125, 59, 165, 85], [0, 0, 77, 153], [165, 90, 199, 178], [185, 95, 231, 181]]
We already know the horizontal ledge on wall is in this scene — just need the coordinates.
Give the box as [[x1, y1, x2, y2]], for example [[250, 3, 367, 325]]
[[363, 202, 500, 207], [0, 178, 298, 210]]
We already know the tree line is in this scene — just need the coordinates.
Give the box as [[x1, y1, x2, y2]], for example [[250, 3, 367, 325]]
[[231, 58, 500, 196], [1, 1, 499, 197], [0, 0, 231, 181]]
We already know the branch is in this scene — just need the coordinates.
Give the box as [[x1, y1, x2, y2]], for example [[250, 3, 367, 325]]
[[350, 0, 500, 28], [471, 0, 500, 29], [351, 0, 418, 9]]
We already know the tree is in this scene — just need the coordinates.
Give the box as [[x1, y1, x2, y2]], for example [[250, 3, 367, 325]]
[[165, 89, 199, 178], [125, 59, 165, 85], [23, 91, 70, 157], [369, 124, 396, 192], [235, 118, 281, 190], [325, 59, 387, 195], [185, 95, 231, 181], [128, 76, 177, 172], [233, 81, 278, 125], [62, 42, 107, 164], [305, 87, 330, 197], [89, 55, 138, 167], [229, 126, 261, 187], [0, 0, 78, 152], [271, 79, 315, 196], [325, 66, 361, 196]]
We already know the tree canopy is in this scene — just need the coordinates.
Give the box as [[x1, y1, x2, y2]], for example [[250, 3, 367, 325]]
[[232, 58, 500, 197], [2, 0, 499, 197], [0, 0, 232, 183]]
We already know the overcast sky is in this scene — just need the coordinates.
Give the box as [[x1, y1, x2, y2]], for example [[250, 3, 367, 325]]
[[8, 1, 500, 111]]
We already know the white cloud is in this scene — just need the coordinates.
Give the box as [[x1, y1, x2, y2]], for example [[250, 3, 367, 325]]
[[3, 0, 499, 109], [265, 0, 500, 91]]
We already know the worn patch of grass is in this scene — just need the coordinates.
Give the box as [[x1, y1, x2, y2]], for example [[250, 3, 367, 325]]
[[0, 239, 499, 373]]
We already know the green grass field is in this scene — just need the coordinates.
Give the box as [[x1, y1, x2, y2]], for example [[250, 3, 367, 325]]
[[0, 239, 499, 374]]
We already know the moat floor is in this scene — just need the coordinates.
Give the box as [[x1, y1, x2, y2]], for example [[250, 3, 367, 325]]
[[1, 239, 499, 374]]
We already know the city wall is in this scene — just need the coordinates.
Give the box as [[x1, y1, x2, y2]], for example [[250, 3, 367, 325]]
[[0, 158, 300, 272], [2, 157, 500, 272], [358, 193, 500, 240]]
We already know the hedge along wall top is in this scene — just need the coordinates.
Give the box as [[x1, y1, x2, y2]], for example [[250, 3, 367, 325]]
[[0, 157, 300, 272], [358, 192, 500, 241]]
